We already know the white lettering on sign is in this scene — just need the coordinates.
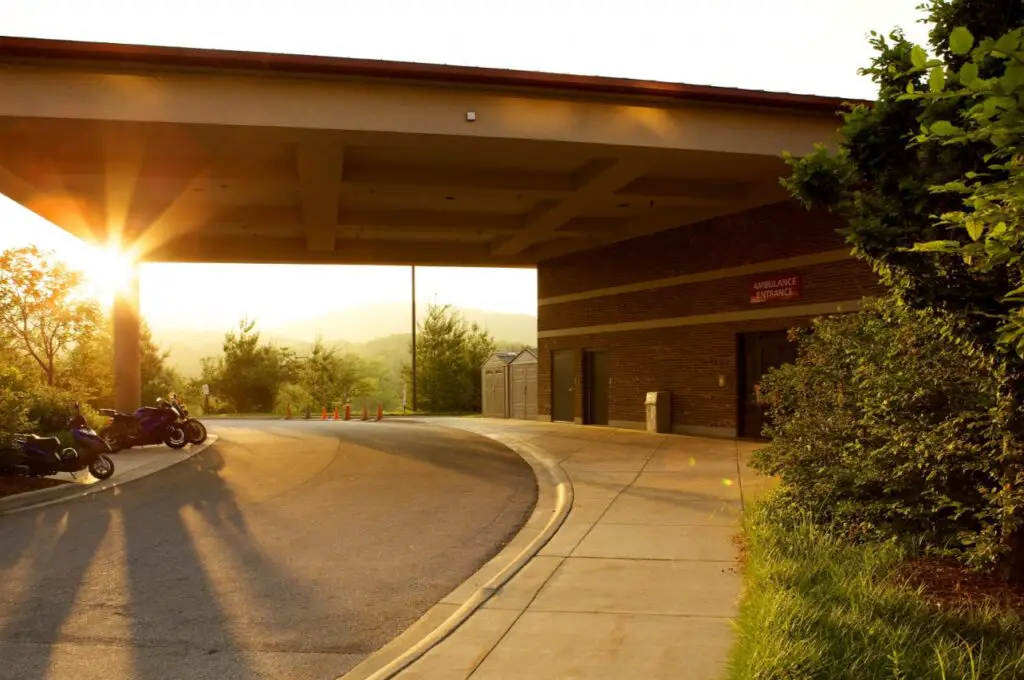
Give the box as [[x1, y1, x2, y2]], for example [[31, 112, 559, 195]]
[[752, 276, 799, 290], [749, 274, 802, 304]]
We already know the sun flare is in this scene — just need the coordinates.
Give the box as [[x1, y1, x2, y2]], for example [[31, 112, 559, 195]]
[[81, 244, 137, 304]]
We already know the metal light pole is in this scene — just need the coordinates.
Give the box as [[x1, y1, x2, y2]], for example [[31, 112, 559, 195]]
[[411, 265, 417, 412]]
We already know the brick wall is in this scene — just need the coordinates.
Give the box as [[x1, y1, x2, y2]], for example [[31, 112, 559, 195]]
[[539, 201, 849, 299], [536, 200, 884, 436]]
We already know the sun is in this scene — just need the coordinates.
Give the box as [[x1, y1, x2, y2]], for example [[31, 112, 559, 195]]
[[81, 243, 138, 304]]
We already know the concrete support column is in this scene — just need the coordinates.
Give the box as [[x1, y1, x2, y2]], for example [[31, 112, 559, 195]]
[[113, 266, 141, 413]]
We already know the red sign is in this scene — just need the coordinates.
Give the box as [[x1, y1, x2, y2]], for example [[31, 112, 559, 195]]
[[749, 274, 802, 304]]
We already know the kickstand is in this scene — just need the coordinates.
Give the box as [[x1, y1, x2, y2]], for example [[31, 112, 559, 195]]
[[69, 470, 78, 481]]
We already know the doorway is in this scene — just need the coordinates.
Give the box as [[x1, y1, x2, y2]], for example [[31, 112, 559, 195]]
[[551, 349, 575, 422], [738, 330, 798, 439], [583, 350, 610, 425]]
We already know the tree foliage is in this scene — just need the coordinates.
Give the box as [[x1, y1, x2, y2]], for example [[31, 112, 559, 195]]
[[202, 318, 292, 413], [140, 324, 181, 405], [0, 246, 101, 385], [298, 338, 373, 407], [781, 0, 1024, 580], [0, 247, 178, 433], [58, 319, 179, 408], [199, 320, 399, 414], [0, 356, 31, 437], [408, 303, 495, 413]]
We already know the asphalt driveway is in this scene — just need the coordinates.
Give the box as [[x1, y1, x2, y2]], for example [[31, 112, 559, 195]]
[[0, 419, 537, 680]]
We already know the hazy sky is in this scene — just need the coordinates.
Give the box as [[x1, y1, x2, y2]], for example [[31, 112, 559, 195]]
[[0, 0, 930, 333]]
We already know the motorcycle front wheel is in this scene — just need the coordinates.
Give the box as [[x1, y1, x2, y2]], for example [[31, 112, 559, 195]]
[[88, 455, 115, 481], [164, 426, 188, 450], [187, 420, 208, 445]]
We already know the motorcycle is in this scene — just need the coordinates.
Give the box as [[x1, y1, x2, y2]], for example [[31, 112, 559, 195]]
[[169, 393, 207, 445], [98, 398, 189, 452], [0, 403, 115, 481]]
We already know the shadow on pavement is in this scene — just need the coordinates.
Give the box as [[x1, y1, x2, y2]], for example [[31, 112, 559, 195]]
[[0, 445, 342, 680], [351, 421, 534, 485], [0, 422, 539, 680], [0, 505, 112, 680]]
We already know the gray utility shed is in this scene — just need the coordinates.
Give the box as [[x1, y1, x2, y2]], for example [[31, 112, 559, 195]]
[[482, 352, 518, 418], [509, 348, 538, 420]]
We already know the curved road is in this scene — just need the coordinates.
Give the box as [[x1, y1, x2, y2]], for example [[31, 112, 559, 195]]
[[0, 420, 537, 680]]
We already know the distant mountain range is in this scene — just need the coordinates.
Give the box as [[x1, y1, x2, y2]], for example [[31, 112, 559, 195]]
[[152, 302, 537, 377]]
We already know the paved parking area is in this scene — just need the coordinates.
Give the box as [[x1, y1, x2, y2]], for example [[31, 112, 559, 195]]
[[0, 420, 537, 680]]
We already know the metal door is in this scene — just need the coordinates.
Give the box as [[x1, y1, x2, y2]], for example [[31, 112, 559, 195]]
[[552, 350, 575, 422]]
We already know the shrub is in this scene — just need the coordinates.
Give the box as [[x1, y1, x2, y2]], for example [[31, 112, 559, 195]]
[[753, 296, 1023, 569], [0, 363, 30, 438], [275, 382, 312, 415], [203, 395, 234, 415], [24, 384, 83, 435]]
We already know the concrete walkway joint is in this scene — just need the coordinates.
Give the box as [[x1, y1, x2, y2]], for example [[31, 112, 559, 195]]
[[352, 419, 767, 680]]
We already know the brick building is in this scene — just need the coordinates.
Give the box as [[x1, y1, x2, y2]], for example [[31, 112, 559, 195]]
[[1, 38, 873, 419], [537, 201, 883, 438]]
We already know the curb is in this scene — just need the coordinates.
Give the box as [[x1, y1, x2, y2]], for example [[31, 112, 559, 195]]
[[338, 430, 573, 680], [0, 434, 219, 516]]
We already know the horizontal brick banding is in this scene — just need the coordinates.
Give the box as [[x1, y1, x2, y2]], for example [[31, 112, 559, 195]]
[[538, 201, 847, 299], [538, 258, 875, 332], [537, 248, 852, 307], [537, 199, 882, 435]]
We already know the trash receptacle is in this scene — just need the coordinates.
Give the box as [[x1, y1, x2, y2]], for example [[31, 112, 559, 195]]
[[645, 391, 671, 434]]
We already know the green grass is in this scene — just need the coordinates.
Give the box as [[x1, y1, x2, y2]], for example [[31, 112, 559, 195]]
[[728, 494, 1024, 680]]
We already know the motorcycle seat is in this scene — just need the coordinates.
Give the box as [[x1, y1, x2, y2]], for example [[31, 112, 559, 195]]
[[99, 408, 134, 420], [20, 435, 61, 452]]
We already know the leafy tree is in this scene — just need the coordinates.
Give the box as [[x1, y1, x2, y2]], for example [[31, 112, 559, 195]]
[[60, 319, 179, 409], [290, 338, 372, 409], [356, 356, 400, 410], [0, 246, 101, 385], [140, 324, 181, 406], [784, 0, 1024, 580], [335, 353, 374, 403], [275, 382, 313, 415], [210, 318, 288, 412], [408, 303, 496, 413], [60, 325, 113, 406], [300, 338, 340, 408], [464, 319, 498, 412]]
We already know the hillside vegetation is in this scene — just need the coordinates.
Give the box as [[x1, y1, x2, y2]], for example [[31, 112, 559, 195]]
[[179, 304, 532, 415], [154, 303, 537, 378]]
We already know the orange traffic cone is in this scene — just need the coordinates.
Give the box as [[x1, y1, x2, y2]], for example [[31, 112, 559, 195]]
[[286, 403, 292, 420], [375, 402, 383, 421], [334, 407, 340, 420], [361, 404, 369, 421], [321, 407, 327, 420], [344, 403, 351, 421]]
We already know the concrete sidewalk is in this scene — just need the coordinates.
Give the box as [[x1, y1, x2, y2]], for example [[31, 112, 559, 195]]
[[394, 419, 765, 680]]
